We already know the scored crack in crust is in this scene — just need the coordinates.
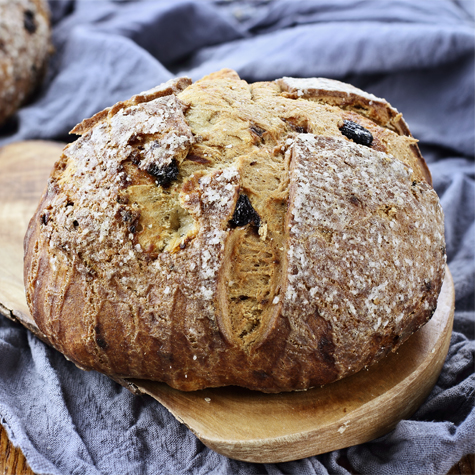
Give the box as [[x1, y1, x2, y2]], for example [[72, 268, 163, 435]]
[[24, 69, 446, 393], [0, 0, 51, 127]]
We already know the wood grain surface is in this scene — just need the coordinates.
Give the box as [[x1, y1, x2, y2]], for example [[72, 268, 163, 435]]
[[0, 424, 35, 475], [129, 268, 455, 462], [0, 140, 466, 469]]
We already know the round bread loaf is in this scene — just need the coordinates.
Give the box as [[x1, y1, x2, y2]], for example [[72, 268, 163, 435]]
[[0, 0, 50, 127], [24, 69, 446, 393]]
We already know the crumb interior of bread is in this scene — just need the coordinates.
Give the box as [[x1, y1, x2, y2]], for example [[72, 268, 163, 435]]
[[125, 184, 198, 254]]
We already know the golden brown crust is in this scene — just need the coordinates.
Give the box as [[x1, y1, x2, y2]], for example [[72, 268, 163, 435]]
[[276, 76, 432, 184], [70, 76, 192, 136], [283, 135, 444, 375], [276, 77, 403, 130], [0, 0, 51, 127], [24, 70, 446, 392]]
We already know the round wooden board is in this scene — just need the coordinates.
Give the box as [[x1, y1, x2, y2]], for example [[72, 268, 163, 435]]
[[0, 141, 455, 464]]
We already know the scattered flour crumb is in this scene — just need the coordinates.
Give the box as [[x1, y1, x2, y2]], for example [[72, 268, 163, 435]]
[[338, 421, 350, 434]]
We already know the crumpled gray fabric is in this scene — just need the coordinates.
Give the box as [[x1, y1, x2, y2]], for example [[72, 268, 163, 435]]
[[0, 1, 473, 474]]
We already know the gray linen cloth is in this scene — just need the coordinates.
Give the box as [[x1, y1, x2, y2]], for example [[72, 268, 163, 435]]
[[0, 1, 473, 473]]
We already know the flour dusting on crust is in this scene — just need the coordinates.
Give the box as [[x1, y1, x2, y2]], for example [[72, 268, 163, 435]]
[[278, 77, 384, 103], [0, 0, 50, 126], [283, 134, 445, 374], [277, 76, 411, 136], [24, 70, 446, 392]]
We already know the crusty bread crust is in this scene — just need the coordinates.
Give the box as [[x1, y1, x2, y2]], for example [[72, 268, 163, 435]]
[[24, 70, 446, 392], [70, 77, 192, 136], [276, 76, 432, 184], [0, 0, 51, 126]]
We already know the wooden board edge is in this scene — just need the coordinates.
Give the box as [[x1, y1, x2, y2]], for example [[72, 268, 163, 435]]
[[204, 312, 453, 463], [0, 253, 456, 464], [146, 269, 455, 462]]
